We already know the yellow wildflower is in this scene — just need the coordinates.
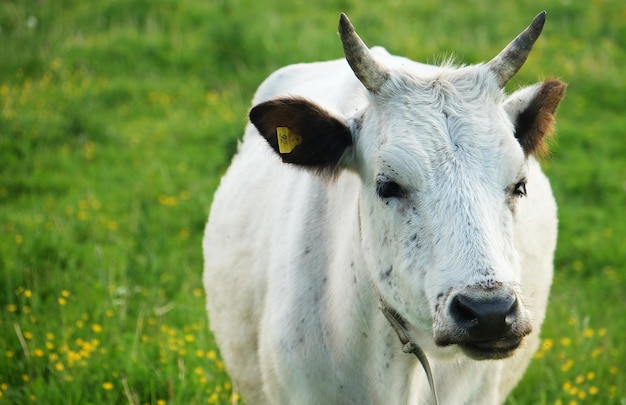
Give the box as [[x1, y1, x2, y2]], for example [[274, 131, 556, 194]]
[[573, 261, 583, 271], [102, 382, 114, 391], [541, 338, 553, 351], [561, 359, 574, 372], [89, 199, 101, 210], [68, 350, 81, 366], [158, 195, 177, 207]]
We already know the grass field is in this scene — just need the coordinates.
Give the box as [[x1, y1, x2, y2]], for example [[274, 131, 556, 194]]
[[1, 0, 625, 403]]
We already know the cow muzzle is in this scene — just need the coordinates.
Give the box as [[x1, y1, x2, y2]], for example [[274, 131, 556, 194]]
[[434, 285, 532, 360]]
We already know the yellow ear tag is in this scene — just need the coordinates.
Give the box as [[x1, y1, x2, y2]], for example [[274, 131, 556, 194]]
[[276, 127, 302, 154]]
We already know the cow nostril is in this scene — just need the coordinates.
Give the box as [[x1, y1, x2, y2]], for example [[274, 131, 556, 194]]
[[452, 296, 480, 326]]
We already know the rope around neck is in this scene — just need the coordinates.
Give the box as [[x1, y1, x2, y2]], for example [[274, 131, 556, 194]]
[[379, 299, 440, 405]]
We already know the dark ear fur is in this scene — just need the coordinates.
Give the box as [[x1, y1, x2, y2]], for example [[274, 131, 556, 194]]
[[514, 79, 567, 156], [249, 97, 352, 174]]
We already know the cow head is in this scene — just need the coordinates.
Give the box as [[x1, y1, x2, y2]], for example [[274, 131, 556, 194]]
[[250, 13, 565, 360]]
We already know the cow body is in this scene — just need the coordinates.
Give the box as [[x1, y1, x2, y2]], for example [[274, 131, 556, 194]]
[[204, 14, 564, 404]]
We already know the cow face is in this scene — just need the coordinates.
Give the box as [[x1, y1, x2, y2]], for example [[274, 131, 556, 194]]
[[250, 14, 565, 360], [351, 72, 566, 360]]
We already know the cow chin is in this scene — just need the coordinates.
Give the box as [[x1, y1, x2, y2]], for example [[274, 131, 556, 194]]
[[428, 336, 524, 361], [457, 336, 523, 360]]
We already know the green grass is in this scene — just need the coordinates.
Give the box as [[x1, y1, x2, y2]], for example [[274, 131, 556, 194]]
[[1, 0, 624, 403]]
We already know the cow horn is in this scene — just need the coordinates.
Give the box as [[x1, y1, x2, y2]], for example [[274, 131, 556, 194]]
[[488, 11, 546, 88], [338, 13, 389, 93]]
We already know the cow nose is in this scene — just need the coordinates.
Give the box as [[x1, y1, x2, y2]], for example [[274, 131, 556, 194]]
[[450, 291, 519, 340]]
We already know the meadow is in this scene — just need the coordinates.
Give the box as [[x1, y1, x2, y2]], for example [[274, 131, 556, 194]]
[[0, 0, 624, 403]]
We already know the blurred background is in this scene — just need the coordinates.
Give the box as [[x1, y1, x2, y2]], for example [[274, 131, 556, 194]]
[[1, 0, 624, 403]]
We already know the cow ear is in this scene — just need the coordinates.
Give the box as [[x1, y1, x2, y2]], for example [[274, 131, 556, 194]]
[[249, 97, 353, 175], [504, 79, 567, 156]]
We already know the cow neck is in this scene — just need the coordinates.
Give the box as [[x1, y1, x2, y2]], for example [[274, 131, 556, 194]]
[[378, 296, 440, 405]]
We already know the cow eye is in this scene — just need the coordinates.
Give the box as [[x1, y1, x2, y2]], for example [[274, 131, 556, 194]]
[[512, 179, 527, 197], [377, 179, 404, 199]]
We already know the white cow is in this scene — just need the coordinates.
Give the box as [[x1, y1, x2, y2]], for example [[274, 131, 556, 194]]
[[204, 12, 566, 404]]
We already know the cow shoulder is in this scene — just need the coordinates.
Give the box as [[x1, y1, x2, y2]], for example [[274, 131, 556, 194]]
[[504, 79, 567, 156]]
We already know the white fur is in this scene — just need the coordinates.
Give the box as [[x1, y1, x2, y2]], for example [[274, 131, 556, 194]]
[[203, 47, 556, 404]]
